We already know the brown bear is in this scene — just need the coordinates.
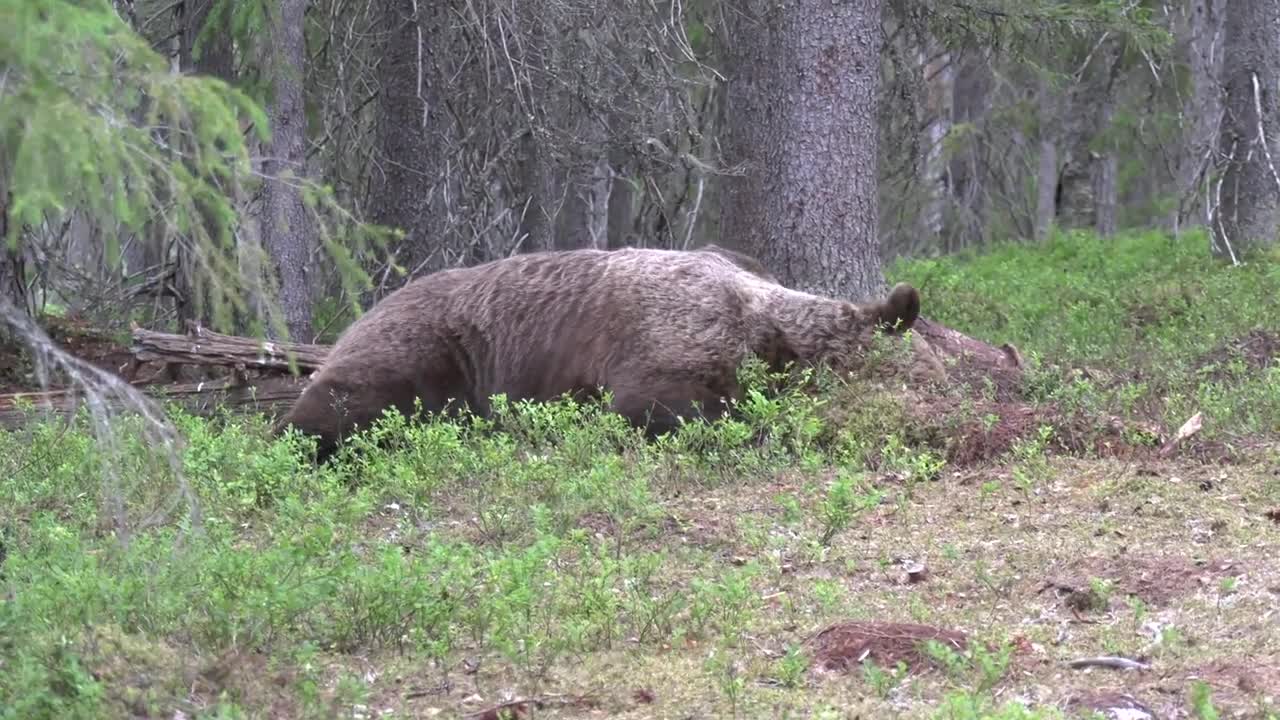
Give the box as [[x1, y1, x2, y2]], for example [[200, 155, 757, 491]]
[[275, 247, 921, 460], [697, 243, 780, 283]]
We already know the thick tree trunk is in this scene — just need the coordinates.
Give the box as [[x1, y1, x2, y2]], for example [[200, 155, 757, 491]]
[[369, 0, 453, 276], [259, 0, 314, 342], [551, 142, 612, 251], [1212, 0, 1280, 259], [721, 0, 887, 302], [1176, 0, 1226, 232], [606, 150, 637, 249]]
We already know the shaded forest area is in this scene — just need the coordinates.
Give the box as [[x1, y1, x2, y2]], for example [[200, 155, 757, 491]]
[[3, 0, 1276, 348], [3, 0, 1276, 425]]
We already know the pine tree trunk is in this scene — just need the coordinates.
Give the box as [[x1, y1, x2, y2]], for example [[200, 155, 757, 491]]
[[369, 0, 452, 276], [174, 0, 234, 329], [1034, 88, 1059, 243], [1176, 0, 1226, 232], [948, 55, 991, 250], [259, 0, 314, 342], [1213, 0, 1280, 259], [918, 41, 953, 243], [721, 0, 887, 302], [0, 160, 28, 326], [1034, 145, 1059, 241], [1093, 151, 1119, 237], [1093, 69, 1120, 237]]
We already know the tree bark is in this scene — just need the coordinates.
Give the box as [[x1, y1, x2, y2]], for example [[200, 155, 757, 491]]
[[1093, 59, 1122, 237], [947, 54, 991, 251], [1034, 80, 1059, 242], [130, 322, 328, 374], [721, 0, 887, 302], [1093, 150, 1119, 237], [1212, 0, 1280, 259], [0, 163, 29, 326], [918, 41, 954, 243], [1176, 0, 1226, 232], [369, 0, 452, 276], [173, 0, 235, 329], [259, 0, 315, 342], [1034, 143, 1059, 241], [0, 375, 310, 431], [1055, 40, 1124, 236]]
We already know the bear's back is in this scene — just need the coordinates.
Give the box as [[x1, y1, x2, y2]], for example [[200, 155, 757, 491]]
[[317, 247, 771, 401], [442, 248, 768, 402]]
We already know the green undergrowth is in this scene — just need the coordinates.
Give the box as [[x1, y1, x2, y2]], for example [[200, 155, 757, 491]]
[[2, 229, 1278, 719], [891, 227, 1280, 439], [0, 360, 951, 719]]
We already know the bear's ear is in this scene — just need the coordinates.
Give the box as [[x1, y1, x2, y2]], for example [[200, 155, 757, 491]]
[[875, 282, 920, 334]]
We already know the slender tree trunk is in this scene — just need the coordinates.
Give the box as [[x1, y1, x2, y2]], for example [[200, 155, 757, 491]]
[[554, 148, 614, 250], [1034, 76, 1059, 242], [948, 54, 991, 250], [919, 41, 954, 242], [259, 0, 314, 342], [584, 154, 613, 249], [721, 0, 887, 302], [515, 130, 554, 252], [174, 0, 234, 329], [606, 149, 636, 249], [0, 159, 29, 326], [1093, 151, 1119, 236], [1093, 53, 1123, 237], [1212, 0, 1280, 259]]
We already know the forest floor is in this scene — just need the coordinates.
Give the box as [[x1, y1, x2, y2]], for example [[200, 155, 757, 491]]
[[1, 230, 1278, 719]]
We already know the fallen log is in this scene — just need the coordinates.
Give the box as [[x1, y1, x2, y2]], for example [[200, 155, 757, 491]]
[[129, 320, 329, 375], [0, 374, 309, 430], [1, 313, 1028, 431]]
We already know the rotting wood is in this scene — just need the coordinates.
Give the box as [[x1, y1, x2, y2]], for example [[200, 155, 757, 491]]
[[129, 320, 330, 375], [0, 375, 309, 430]]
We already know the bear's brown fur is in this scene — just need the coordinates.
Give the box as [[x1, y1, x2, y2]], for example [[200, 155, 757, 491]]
[[698, 243, 780, 283], [276, 247, 921, 460]]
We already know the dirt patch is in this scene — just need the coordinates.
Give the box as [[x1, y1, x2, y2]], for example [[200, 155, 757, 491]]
[[1195, 329, 1280, 382], [1041, 553, 1240, 610], [461, 695, 602, 720], [1179, 660, 1280, 708], [804, 620, 969, 675], [191, 648, 300, 717], [899, 395, 1165, 468], [1065, 691, 1155, 719]]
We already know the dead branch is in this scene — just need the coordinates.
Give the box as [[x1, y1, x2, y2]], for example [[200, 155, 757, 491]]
[[129, 320, 330, 374]]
